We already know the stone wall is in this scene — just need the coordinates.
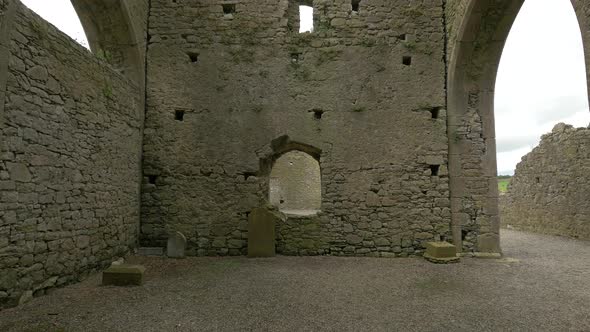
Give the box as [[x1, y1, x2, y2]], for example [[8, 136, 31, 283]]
[[445, 0, 469, 67], [141, 0, 451, 257], [501, 123, 590, 239], [0, 2, 142, 308]]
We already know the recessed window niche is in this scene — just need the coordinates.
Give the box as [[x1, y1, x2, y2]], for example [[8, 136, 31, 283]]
[[269, 150, 321, 215]]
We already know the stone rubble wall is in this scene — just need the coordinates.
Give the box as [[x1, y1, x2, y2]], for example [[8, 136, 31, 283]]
[[0, 2, 142, 308], [141, 0, 451, 257], [501, 123, 590, 239]]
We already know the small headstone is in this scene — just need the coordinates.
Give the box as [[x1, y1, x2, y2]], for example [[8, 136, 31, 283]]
[[167, 231, 187, 258], [102, 264, 146, 286], [423, 241, 460, 264], [137, 247, 164, 256], [248, 207, 277, 257]]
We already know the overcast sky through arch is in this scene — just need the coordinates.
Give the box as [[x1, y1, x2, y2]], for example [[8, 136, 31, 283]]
[[20, 0, 590, 176]]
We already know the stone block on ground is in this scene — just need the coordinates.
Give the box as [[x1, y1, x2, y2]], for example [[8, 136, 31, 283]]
[[167, 231, 187, 258], [423, 241, 460, 264], [102, 264, 146, 286], [248, 207, 278, 257]]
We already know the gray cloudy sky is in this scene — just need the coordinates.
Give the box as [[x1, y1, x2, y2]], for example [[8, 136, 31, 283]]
[[495, 0, 590, 174], [21, 0, 590, 175]]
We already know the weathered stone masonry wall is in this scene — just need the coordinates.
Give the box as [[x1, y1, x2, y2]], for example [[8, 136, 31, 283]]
[[0, 2, 142, 307], [142, 0, 451, 257], [501, 124, 590, 239]]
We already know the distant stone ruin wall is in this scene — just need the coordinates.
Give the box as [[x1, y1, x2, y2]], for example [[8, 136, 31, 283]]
[[141, 0, 451, 256], [501, 124, 590, 239], [0, 2, 142, 307]]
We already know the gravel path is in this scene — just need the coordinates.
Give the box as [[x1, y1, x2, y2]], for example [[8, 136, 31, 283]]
[[1, 229, 590, 332]]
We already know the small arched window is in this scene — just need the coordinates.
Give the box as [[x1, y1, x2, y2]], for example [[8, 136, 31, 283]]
[[269, 151, 321, 215]]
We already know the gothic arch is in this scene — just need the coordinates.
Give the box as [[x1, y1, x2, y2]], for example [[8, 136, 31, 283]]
[[71, 0, 147, 85], [447, 0, 590, 253]]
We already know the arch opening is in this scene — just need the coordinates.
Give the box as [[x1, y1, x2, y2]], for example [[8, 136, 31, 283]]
[[269, 150, 321, 216], [19, 0, 145, 85], [447, 0, 590, 253], [496, 0, 590, 240], [495, 0, 590, 177]]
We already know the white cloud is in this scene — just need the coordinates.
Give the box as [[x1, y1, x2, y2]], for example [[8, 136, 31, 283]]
[[495, 0, 590, 174], [20, 0, 89, 49]]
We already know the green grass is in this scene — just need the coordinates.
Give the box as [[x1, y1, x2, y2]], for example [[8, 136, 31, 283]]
[[498, 177, 511, 193]]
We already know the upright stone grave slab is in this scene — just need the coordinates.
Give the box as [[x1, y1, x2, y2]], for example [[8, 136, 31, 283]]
[[248, 207, 277, 257], [167, 231, 187, 258]]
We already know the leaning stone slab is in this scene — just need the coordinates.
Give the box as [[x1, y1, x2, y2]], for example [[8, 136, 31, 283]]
[[248, 207, 278, 257], [18, 291, 33, 305], [102, 264, 146, 286], [423, 241, 460, 264], [167, 231, 187, 258]]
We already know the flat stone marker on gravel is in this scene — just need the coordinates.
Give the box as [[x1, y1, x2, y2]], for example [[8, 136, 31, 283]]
[[102, 265, 146, 286], [167, 231, 187, 258], [137, 247, 164, 256], [423, 242, 460, 264], [248, 207, 277, 257]]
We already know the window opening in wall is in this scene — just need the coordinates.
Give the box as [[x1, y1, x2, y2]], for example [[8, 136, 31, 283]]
[[299, 5, 314, 33], [222, 3, 236, 16], [351, 0, 360, 13], [269, 151, 321, 215], [21, 0, 89, 49]]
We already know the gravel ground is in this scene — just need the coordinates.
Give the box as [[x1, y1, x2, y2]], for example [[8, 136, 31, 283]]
[[1, 229, 590, 332]]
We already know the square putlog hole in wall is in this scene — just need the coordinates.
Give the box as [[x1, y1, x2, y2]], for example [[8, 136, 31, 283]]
[[352, 0, 361, 12], [222, 3, 236, 15], [186, 51, 199, 63], [430, 107, 441, 119], [291, 52, 301, 63], [430, 165, 440, 176], [148, 175, 158, 185], [174, 110, 185, 121], [403, 56, 412, 66], [309, 109, 324, 120]]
